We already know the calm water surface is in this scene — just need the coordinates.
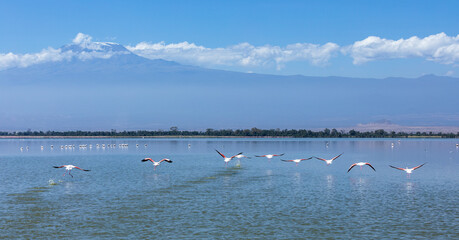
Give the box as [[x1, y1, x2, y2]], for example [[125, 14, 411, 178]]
[[0, 138, 458, 239]]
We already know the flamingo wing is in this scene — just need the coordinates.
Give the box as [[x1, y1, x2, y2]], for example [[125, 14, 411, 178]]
[[215, 150, 226, 158], [281, 159, 294, 162], [141, 158, 154, 163], [74, 166, 90, 171], [273, 153, 285, 156], [389, 165, 405, 171], [347, 163, 357, 172], [332, 153, 344, 161], [231, 152, 244, 159], [413, 163, 426, 170], [365, 163, 376, 171], [255, 155, 267, 157], [53, 166, 65, 168], [159, 158, 173, 163], [301, 157, 313, 161], [313, 156, 327, 161]]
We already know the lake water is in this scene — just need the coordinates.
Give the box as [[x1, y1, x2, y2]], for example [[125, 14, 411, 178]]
[[0, 138, 457, 239]]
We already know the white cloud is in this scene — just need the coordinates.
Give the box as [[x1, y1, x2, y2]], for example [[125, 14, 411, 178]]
[[73, 33, 93, 46], [2, 32, 459, 72], [344, 32, 459, 64], [0, 48, 74, 70], [126, 41, 339, 69], [0, 33, 129, 70]]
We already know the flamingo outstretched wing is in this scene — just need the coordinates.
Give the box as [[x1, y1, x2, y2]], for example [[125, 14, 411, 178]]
[[347, 163, 357, 172], [230, 152, 244, 159], [159, 158, 173, 163], [74, 166, 90, 171], [314, 156, 327, 162], [389, 165, 405, 171], [215, 150, 226, 158], [281, 159, 294, 162], [413, 163, 426, 170], [332, 153, 344, 161], [141, 158, 154, 163], [365, 163, 376, 171]]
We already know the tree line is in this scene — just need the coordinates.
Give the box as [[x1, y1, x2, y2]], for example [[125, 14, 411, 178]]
[[0, 128, 458, 138]]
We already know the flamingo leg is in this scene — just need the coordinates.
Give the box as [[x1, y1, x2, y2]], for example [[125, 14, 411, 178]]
[[154, 166, 157, 171], [69, 171, 73, 178], [296, 163, 298, 166]]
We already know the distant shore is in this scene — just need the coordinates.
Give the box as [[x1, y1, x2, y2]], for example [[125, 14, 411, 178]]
[[1, 128, 458, 139], [0, 135, 453, 139], [0, 136, 287, 139]]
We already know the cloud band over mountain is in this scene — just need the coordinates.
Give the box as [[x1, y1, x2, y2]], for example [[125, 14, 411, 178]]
[[1, 32, 459, 71]]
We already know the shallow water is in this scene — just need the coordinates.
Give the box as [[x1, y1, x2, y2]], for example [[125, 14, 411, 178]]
[[0, 138, 458, 238]]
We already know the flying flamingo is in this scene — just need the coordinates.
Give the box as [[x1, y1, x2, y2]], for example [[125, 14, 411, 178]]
[[389, 163, 426, 178], [53, 165, 90, 177], [347, 162, 376, 172], [216, 150, 243, 166], [255, 154, 284, 161], [234, 154, 251, 159], [233, 154, 251, 166], [313, 153, 343, 165], [141, 158, 173, 170], [281, 157, 312, 166]]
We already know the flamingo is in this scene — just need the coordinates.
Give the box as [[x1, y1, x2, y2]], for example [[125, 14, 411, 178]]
[[233, 154, 251, 166], [53, 165, 90, 177], [255, 154, 284, 161], [313, 153, 343, 165], [234, 154, 251, 159], [216, 150, 243, 166], [141, 158, 173, 170], [281, 157, 313, 166], [347, 162, 376, 172], [389, 163, 426, 178]]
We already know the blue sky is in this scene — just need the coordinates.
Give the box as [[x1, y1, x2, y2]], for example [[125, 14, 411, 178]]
[[1, 0, 459, 78]]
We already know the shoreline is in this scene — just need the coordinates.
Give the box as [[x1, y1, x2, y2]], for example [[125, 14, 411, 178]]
[[0, 136, 294, 139], [0, 135, 453, 139]]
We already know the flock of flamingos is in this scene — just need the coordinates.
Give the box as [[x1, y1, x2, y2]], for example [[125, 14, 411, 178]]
[[50, 147, 427, 178]]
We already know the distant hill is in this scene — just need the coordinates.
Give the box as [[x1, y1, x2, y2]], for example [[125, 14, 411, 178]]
[[0, 41, 458, 131]]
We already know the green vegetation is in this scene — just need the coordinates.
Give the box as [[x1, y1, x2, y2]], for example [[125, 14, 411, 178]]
[[0, 128, 458, 138]]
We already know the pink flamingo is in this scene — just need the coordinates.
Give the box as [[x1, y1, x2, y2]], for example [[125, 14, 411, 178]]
[[347, 162, 376, 172], [216, 150, 243, 167], [281, 157, 312, 166], [53, 165, 90, 178], [313, 153, 343, 165], [142, 158, 173, 170], [390, 163, 426, 178]]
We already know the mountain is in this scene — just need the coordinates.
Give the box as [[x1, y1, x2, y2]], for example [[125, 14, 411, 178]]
[[0, 42, 458, 131]]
